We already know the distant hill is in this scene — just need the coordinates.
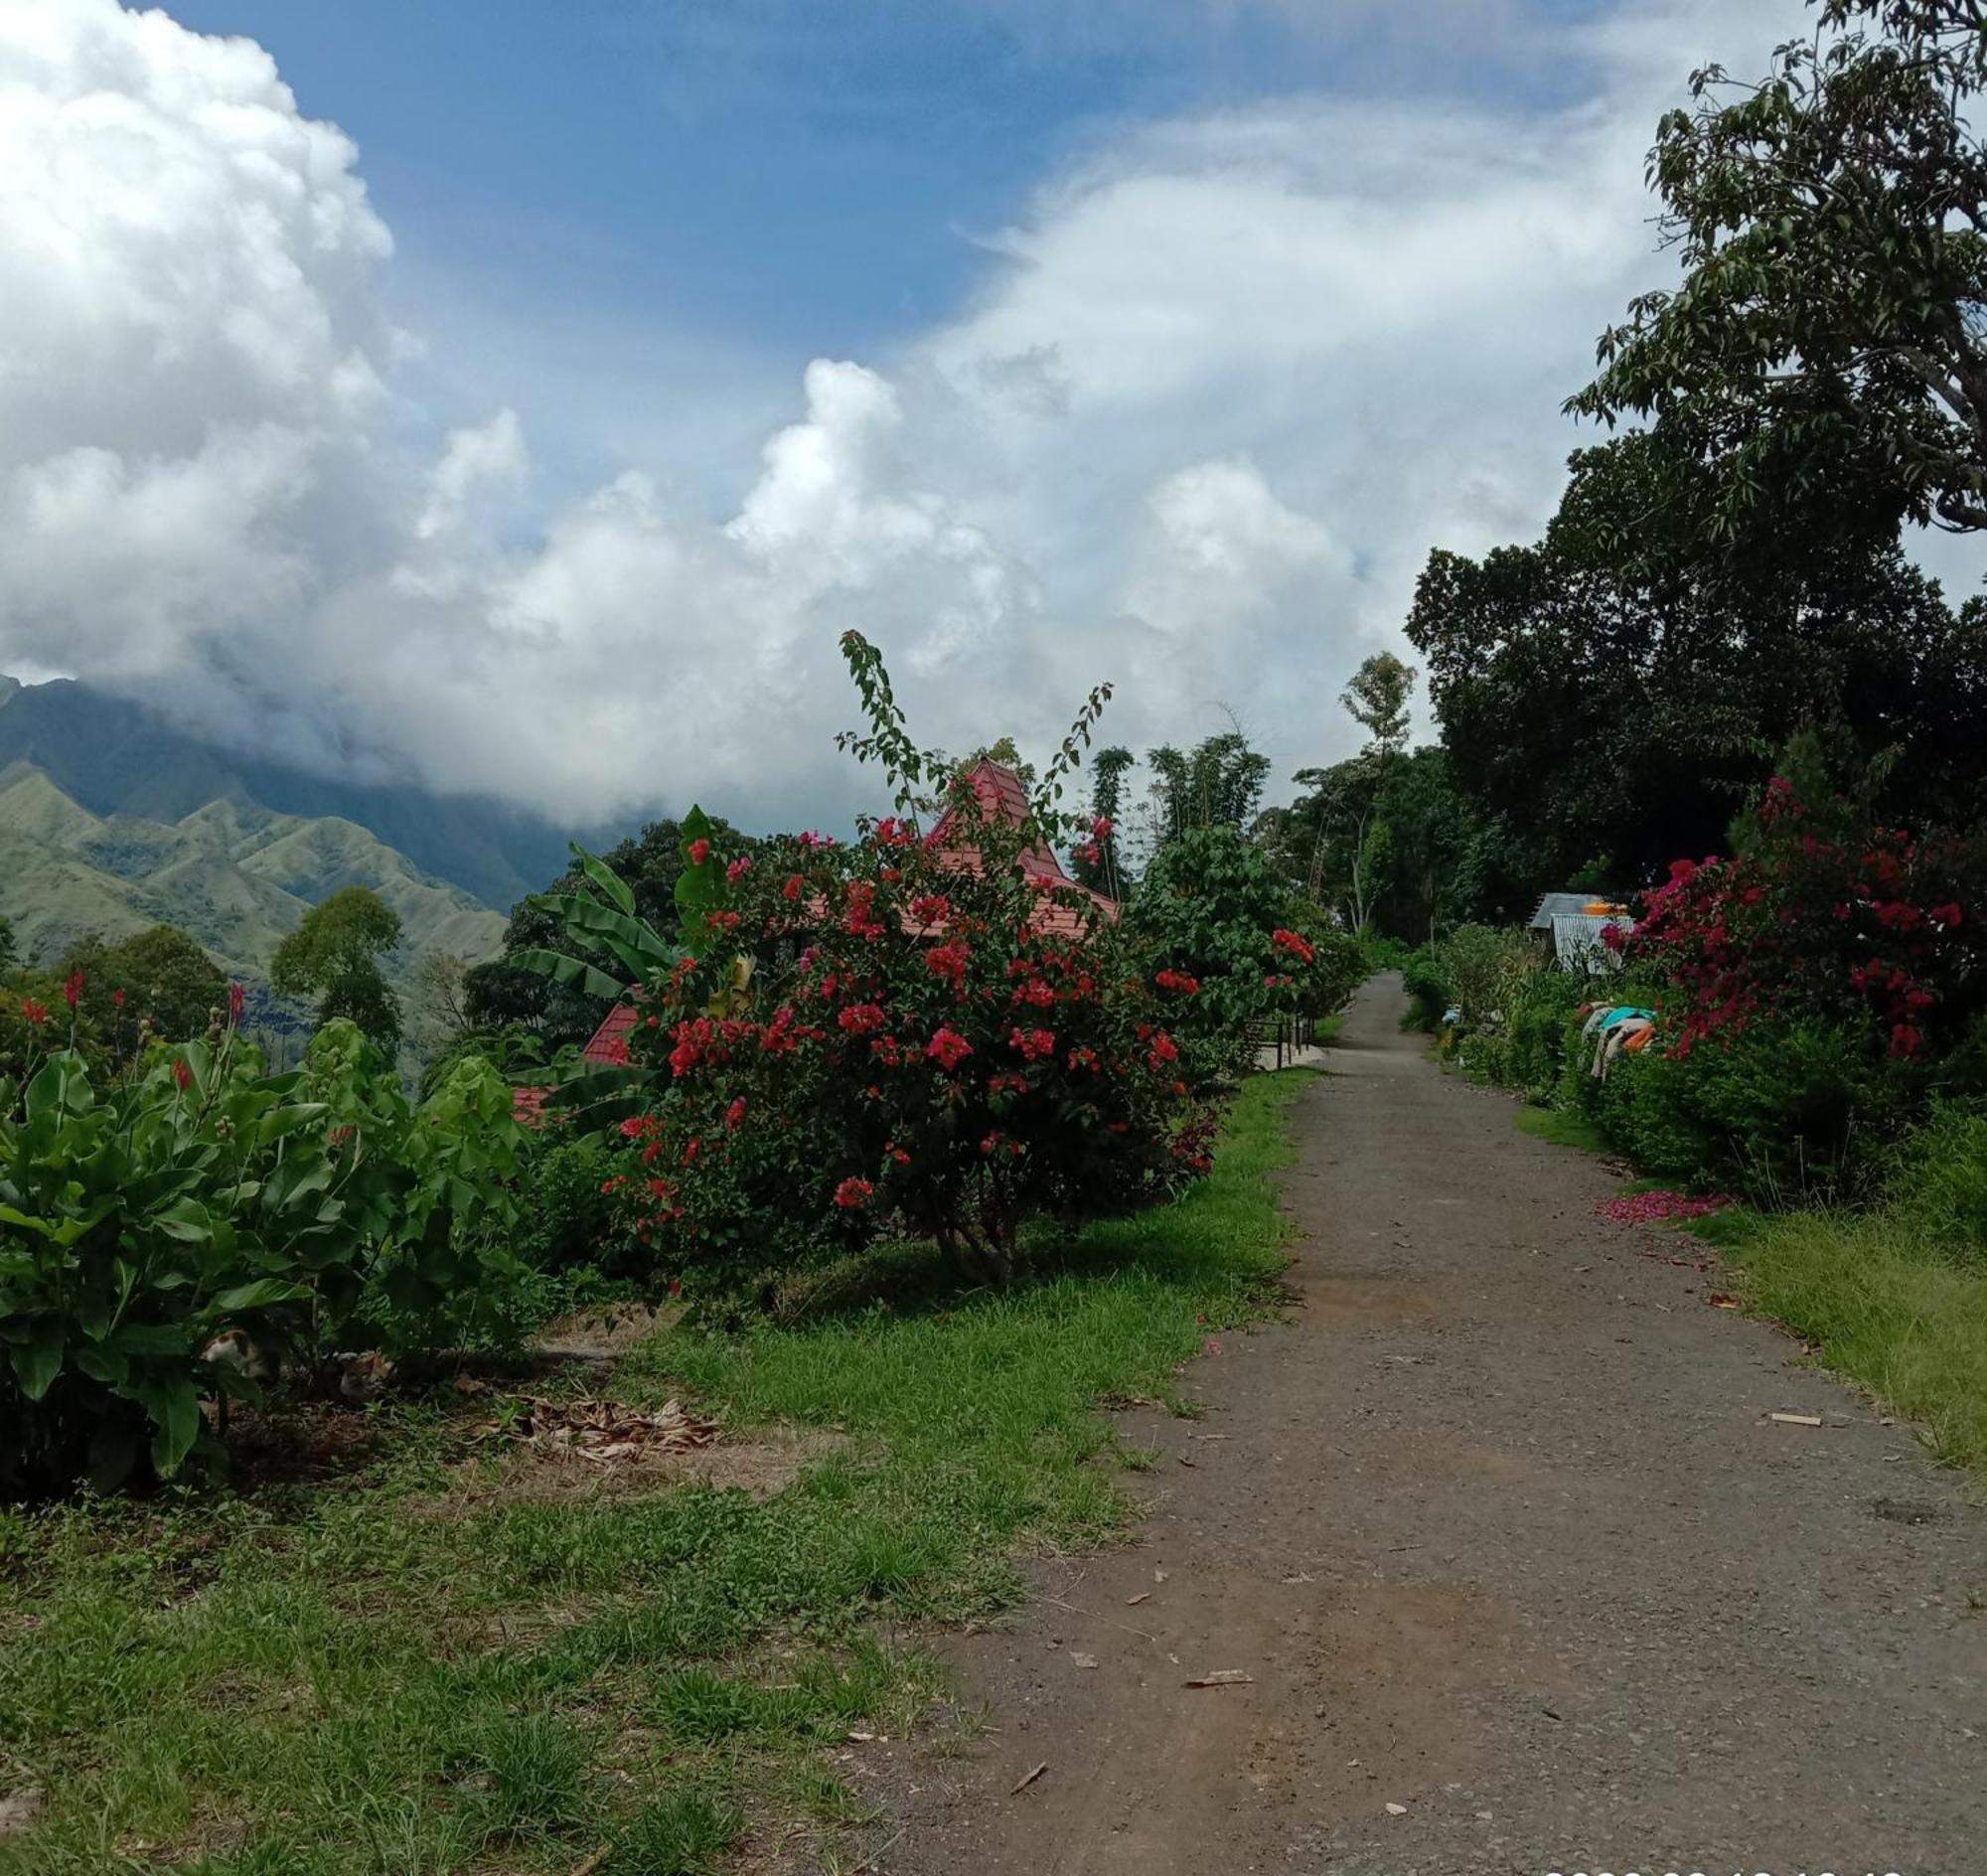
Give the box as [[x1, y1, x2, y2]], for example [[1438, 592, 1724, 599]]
[[0, 676, 617, 910], [0, 761, 506, 989]]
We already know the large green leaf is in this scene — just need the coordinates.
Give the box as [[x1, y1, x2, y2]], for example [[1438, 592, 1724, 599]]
[[512, 946, 631, 1004], [570, 844, 636, 915], [9, 1325, 63, 1400], [210, 1278, 312, 1315], [147, 1379, 203, 1478]]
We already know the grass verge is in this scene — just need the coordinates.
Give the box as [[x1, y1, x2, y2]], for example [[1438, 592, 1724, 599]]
[[1512, 1102, 1612, 1156], [1699, 1206, 1987, 1477], [0, 1071, 1311, 1876]]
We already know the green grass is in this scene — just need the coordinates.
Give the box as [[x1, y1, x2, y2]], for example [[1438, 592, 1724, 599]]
[[1513, 1102, 1611, 1155], [1310, 1013, 1346, 1046], [1708, 1207, 1987, 1477], [0, 1071, 1311, 1875]]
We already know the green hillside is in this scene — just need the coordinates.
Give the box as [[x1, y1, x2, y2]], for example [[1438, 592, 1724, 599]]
[[0, 761, 506, 989]]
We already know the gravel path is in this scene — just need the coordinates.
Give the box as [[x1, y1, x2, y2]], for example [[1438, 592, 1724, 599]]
[[874, 972, 1987, 1876]]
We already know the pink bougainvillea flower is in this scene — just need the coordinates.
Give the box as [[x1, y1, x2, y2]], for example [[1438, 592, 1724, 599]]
[[688, 838, 711, 865], [834, 1176, 874, 1209], [725, 855, 752, 882], [1597, 1190, 1732, 1225]]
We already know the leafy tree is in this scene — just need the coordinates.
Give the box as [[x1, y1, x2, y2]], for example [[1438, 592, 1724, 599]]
[[1146, 730, 1272, 844], [1571, 0, 1987, 539], [271, 887, 403, 1058], [79, 925, 227, 1042], [1340, 651, 1415, 759], [0, 912, 14, 974], [1408, 434, 1987, 900]]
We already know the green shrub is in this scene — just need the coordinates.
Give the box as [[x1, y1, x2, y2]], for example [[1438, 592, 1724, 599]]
[[1589, 1018, 1916, 1203], [1, 1018, 531, 1493]]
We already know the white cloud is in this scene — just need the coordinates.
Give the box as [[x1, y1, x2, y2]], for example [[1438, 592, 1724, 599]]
[[0, 0, 1868, 842]]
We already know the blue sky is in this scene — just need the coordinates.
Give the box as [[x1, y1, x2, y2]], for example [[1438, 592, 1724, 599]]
[[3, 0, 1830, 829], [166, 0, 1619, 361]]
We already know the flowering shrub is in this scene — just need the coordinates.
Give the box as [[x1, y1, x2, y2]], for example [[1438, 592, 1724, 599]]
[[1619, 779, 1985, 1060], [531, 635, 1224, 1291]]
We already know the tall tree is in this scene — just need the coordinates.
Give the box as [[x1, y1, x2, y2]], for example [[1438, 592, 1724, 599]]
[[1408, 433, 1987, 897], [1571, 0, 1987, 540], [1146, 730, 1272, 844], [1071, 744, 1134, 899], [271, 886, 403, 1058], [1339, 651, 1416, 761]]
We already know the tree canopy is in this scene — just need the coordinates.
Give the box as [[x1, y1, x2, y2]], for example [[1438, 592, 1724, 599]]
[[271, 886, 404, 1057], [1570, 0, 1987, 541]]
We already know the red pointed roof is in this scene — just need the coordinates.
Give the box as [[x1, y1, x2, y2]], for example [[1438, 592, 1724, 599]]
[[928, 758, 1118, 936]]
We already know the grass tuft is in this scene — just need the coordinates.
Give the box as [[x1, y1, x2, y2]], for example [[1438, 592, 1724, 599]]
[[1513, 1102, 1611, 1155]]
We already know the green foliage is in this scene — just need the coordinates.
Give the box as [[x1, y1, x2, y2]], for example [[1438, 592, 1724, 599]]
[[1128, 825, 1317, 1081], [513, 1133, 638, 1276], [0, 1017, 530, 1492], [1879, 1100, 1987, 1265], [0, 910, 14, 972], [1408, 434, 1986, 901], [65, 922, 227, 1043], [271, 886, 404, 1059], [1146, 732, 1271, 841], [1571, 0, 1987, 540]]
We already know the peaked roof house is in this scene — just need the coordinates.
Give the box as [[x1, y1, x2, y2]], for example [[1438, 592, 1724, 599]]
[[529, 760, 1113, 1103]]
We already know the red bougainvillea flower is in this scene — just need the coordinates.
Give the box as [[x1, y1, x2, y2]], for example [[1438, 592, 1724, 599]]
[[783, 872, 804, 901], [839, 1003, 886, 1034], [688, 838, 711, 865], [927, 1025, 973, 1069], [21, 998, 49, 1026], [925, 940, 971, 987], [725, 1097, 748, 1131], [619, 1115, 649, 1139], [172, 1057, 193, 1091], [1153, 968, 1200, 995], [834, 1176, 874, 1209], [229, 981, 245, 1024], [705, 909, 742, 933], [725, 856, 752, 882], [1007, 1026, 1056, 1061], [64, 968, 84, 1010], [908, 893, 952, 926], [1067, 1045, 1100, 1070], [1146, 1030, 1179, 1068], [1271, 927, 1314, 965], [112, 988, 126, 1009]]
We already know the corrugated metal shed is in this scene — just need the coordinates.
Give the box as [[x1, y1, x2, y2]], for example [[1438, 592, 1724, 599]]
[[1550, 912, 1630, 971]]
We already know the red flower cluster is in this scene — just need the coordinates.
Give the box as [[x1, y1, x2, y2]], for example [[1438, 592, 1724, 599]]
[[1271, 927, 1314, 965]]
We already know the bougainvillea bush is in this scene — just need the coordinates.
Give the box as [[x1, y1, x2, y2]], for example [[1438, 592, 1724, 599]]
[[1617, 777, 1984, 1060], [1582, 778, 1987, 1200], [530, 635, 1234, 1293]]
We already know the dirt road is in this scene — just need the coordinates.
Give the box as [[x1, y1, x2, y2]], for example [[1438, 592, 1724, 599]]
[[877, 974, 1987, 1876]]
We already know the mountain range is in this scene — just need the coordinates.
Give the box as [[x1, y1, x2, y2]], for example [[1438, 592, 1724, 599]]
[[0, 760, 508, 989], [0, 675, 603, 911]]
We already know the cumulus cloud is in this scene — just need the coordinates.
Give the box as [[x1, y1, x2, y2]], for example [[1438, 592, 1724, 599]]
[[0, 0, 1826, 836]]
